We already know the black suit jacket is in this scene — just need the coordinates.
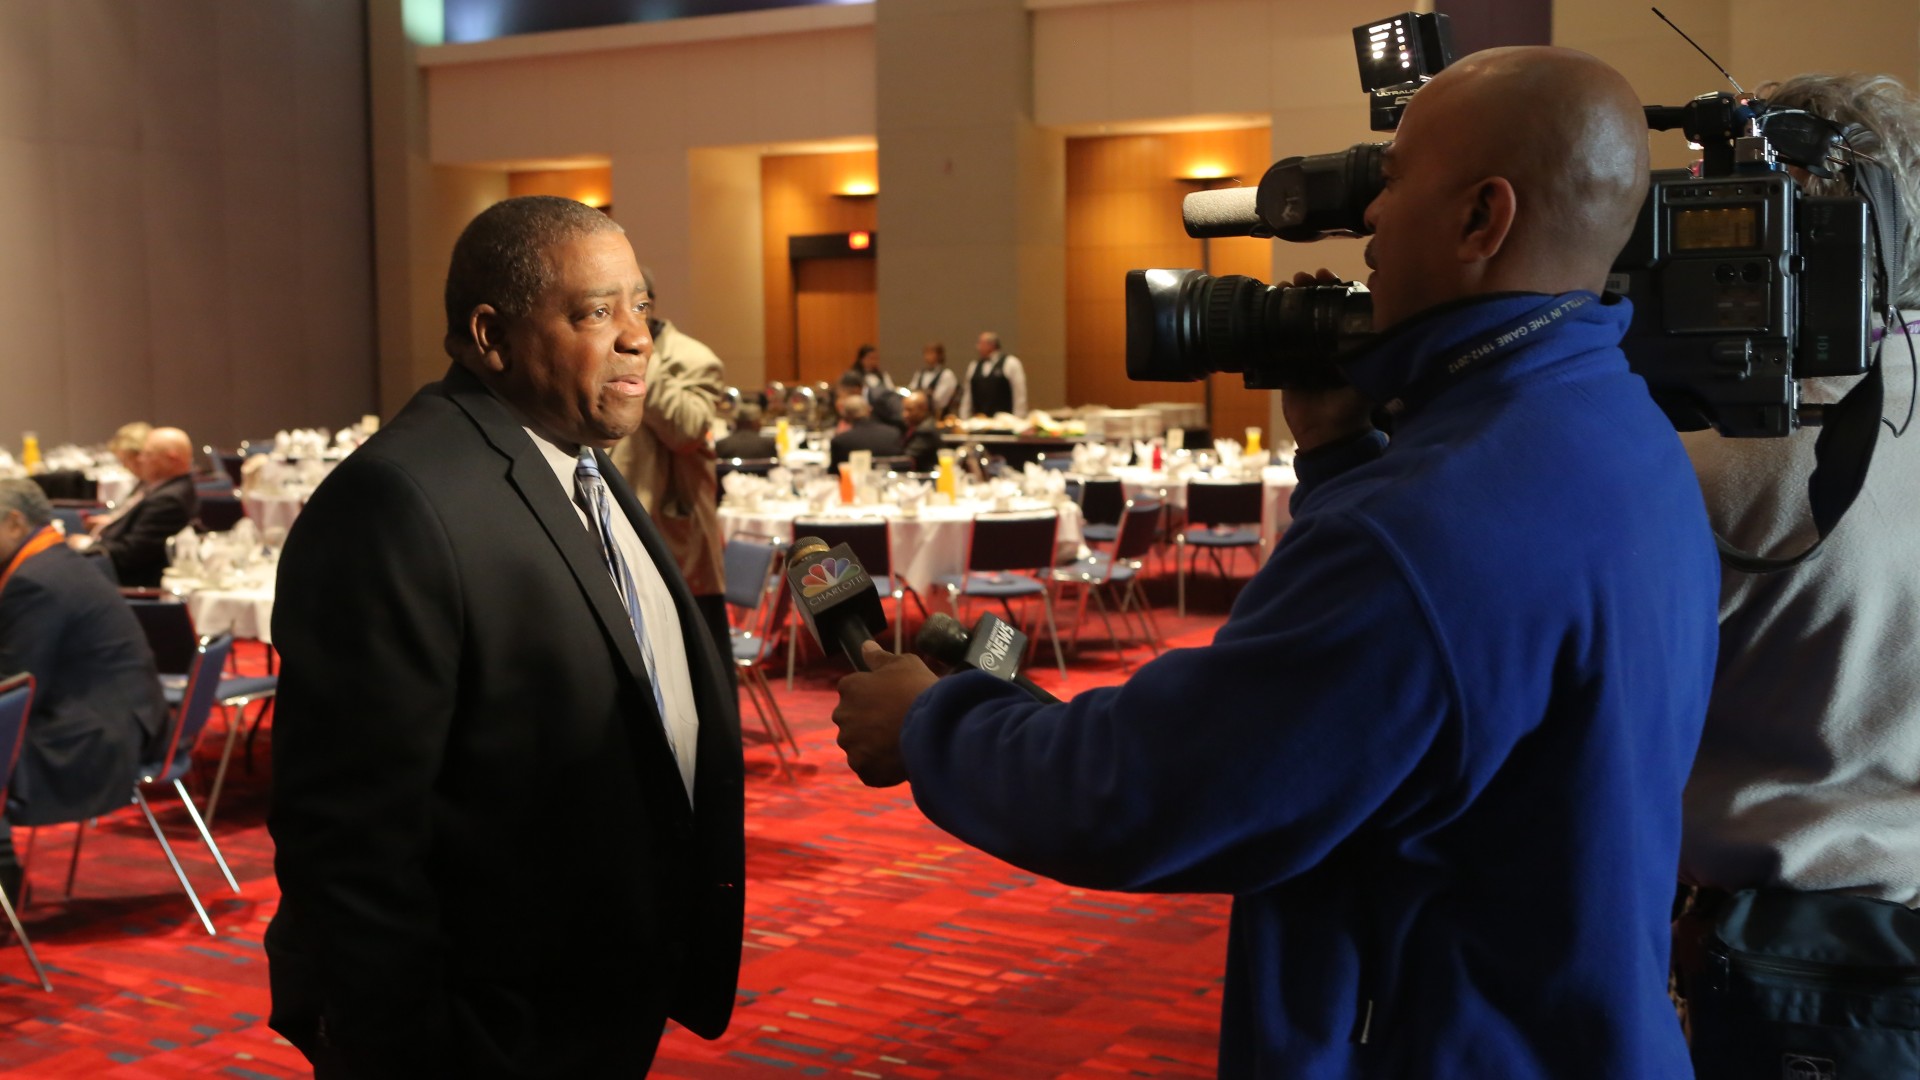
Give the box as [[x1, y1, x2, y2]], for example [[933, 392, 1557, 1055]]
[[902, 421, 944, 472], [97, 474, 197, 587], [713, 430, 778, 460], [828, 418, 905, 467], [265, 365, 744, 1078], [0, 543, 165, 824]]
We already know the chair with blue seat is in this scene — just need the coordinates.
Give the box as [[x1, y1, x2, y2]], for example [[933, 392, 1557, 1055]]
[[1078, 477, 1125, 543], [37, 634, 243, 937], [50, 506, 90, 537], [0, 674, 53, 992], [1176, 480, 1265, 616], [790, 517, 926, 654], [123, 596, 276, 826], [935, 512, 1068, 681], [1055, 498, 1166, 670], [196, 493, 244, 532], [722, 536, 799, 778]]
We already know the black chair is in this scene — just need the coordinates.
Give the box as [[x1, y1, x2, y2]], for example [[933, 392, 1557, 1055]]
[[32, 634, 243, 937], [935, 513, 1068, 681], [1078, 478, 1125, 543], [124, 596, 276, 825], [0, 674, 52, 991], [1055, 498, 1166, 669], [722, 537, 799, 778], [1177, 480, 1265, 616], [791, 517, 930, 655], [197, 493, 245, 532]]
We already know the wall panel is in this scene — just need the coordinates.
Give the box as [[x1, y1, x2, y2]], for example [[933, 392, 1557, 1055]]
[[1065, 126, 1274, 442], [760, 149, 879, 386]]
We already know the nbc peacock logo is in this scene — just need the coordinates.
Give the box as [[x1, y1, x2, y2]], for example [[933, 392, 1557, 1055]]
[[800, 557, 858, 597]]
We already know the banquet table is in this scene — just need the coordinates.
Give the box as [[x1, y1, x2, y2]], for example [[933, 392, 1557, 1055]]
[[1103, 464, 1299, 543], [718, 497, 1084, 595], [242, 490, 310, 536], [164, 572, 278, 645], [93, 466, 137, 506]]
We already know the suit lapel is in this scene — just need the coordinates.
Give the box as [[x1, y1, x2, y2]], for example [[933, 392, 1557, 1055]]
[[438, 366, 687, 788]]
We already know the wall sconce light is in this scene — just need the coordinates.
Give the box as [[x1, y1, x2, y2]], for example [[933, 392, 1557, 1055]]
[[834, 181, 879, 198], [1176, 167, 1239, 186]]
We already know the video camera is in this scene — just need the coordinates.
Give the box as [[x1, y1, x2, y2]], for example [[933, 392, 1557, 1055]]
[[1125, 11, 1897, 439]]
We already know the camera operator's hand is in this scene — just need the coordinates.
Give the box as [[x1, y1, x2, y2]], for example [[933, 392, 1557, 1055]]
[[1282, 270, 1376, 452], [832, 640, 940, 787]]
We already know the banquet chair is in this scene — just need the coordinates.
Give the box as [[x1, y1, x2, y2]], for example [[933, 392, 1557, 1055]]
[[1177, 480, 1265, 616], [722, 536, 800, 778], [124, 596, 277, 826], [50, 506, 91, 537], [790, 517, 926, 653], [51, 633, 243, 937], [1054, 499, 1166, 670], [196, 494, 244, 532], [0, 674, 53, 992], [1078, 478, 1125, 543], [935, 512, 1068, 680]]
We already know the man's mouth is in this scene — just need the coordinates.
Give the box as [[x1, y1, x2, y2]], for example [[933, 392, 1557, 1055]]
[[609, 375, 647, 398]]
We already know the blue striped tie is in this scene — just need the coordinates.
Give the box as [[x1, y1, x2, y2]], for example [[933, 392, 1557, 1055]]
[[574, 449, 669, 725]]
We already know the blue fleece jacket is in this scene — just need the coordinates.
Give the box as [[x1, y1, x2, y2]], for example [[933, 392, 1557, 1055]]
[[899, 292, 1718, 1078]]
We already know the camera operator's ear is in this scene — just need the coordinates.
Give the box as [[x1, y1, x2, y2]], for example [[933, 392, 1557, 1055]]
[[1459, 176, 1517, 263]]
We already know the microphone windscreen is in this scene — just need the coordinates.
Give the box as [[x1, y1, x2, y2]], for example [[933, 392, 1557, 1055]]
[[788, 536, 831, 567], [915, 613, 971, 665], [1183, 187, 1261, 239]]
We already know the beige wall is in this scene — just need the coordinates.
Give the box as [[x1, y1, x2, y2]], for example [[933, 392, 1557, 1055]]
[[0, 0, 375, 450], [419, 15, 876, 395], [1556, 0, 1920, 168]]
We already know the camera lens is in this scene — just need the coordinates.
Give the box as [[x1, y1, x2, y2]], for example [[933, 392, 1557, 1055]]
[[1125, 269, 1374, 390]]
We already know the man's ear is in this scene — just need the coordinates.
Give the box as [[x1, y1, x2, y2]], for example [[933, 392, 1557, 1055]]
[[1457, 177, 1517, 264], [465, 304, 509, 374]]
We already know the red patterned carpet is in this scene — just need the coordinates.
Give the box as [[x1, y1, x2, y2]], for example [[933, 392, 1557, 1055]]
[[0, 590, 1245, 1078]]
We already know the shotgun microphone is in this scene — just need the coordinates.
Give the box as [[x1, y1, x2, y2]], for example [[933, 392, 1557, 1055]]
[[785, 536, 888, 671], [914, 612, 1061, 704]]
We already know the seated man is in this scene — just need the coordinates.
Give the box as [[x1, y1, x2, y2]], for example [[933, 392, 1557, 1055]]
[[828, 394, 904, 467], [715, 401, 778, 460], [0, 480, 167, 901], [900, 391, 943, 472], [77, 426, 197, 586]]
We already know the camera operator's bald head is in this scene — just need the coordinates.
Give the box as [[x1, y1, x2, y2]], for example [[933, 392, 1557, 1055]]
[[1365, 47, 1648, 329]]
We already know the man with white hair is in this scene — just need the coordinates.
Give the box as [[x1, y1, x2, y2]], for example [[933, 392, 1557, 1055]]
[[76, 426, 197, 586]]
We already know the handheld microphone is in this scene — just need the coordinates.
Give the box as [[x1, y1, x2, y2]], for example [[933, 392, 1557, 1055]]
[[914, 612, 1061, 704], [785, 537, 888, 671]]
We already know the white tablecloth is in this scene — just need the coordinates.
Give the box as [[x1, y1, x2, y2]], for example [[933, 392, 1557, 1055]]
[[1104, 464, 1298, 542], [243, 491, 308, 536], [165, 580, 276, 645], [719, 498, 1083, 595], [93, 467, 137, 506]]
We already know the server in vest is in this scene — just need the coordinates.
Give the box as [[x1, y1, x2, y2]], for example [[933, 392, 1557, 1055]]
[[909, 342, 960, 419], [959, 331, 1028, 419], [266, 196, 743, 1078]]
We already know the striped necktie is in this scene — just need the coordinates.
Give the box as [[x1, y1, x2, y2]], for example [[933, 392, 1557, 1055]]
[[574, 448, 669, 724]]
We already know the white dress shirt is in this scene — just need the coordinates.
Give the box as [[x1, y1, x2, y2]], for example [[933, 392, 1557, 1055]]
[[524, 426, 702, 802]]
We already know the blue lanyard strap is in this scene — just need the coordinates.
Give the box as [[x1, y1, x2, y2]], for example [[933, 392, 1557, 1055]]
[[1380, 293, 1595, 420]]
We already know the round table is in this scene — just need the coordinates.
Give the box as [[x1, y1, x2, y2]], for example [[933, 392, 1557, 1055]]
[[93, 467, 137, 506], [165, 573, 278, 645], [719, 497, 1083, 595], [243, 491, 309, 537]]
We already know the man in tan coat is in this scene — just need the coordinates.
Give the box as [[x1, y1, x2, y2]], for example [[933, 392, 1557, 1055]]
[[613, 269, 733, 699]]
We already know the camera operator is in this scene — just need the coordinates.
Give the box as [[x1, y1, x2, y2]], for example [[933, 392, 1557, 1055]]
[[832, 46, 1718, 1078], [1676, 73, 1920, 1074]]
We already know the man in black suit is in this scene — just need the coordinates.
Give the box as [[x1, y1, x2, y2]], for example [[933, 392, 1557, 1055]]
[[900, 391, 944, 473], [0, 479, 166, 902], [828, 393, 905, 467], [266, 196, 743, 1078], [714, 401, 777, 460], [74, 426, 198, 586]]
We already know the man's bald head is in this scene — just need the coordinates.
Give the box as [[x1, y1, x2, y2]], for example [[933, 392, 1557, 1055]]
[[1364, 47, 1648, 328], [140, 427, 194, 484]]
